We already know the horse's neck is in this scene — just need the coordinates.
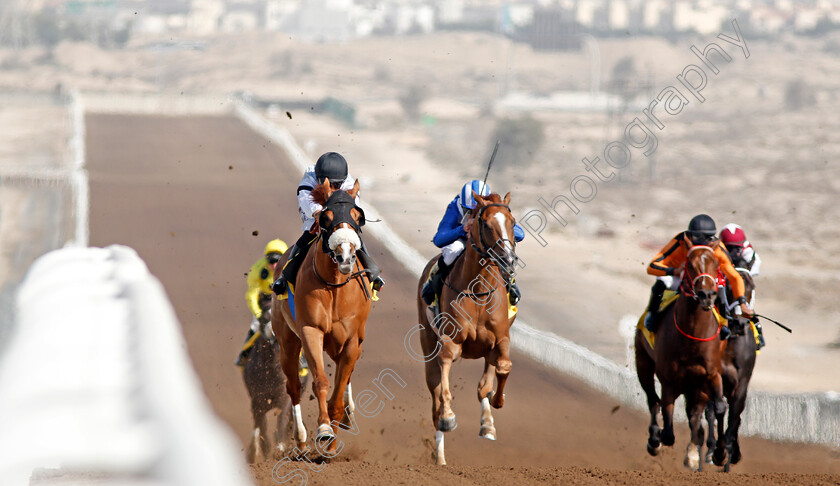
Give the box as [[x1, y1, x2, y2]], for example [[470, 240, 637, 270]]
[[455, 243, 505, 289], [676, 296, 717, 329], [313, 247, 343, 284]]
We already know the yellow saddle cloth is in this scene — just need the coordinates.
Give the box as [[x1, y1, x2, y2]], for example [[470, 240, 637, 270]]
[[636, 291, 733, 349]]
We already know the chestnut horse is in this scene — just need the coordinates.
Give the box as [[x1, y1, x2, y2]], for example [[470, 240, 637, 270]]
[[417, 192, 519, 466], [271, 178, 372, 454], [705, 264, 757, 471], [634, 244, 728, 471]]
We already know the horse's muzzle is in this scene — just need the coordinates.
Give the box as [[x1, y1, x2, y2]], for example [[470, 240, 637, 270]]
[[696, 289, 716, 310], [336, 254, 356, 274]]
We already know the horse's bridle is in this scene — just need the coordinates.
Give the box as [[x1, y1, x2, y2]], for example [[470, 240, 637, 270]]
[[318, 190, 365, 262], [313, 190, 372, 299], [468, 203, 518, 267], [679, 245, 725, 301]]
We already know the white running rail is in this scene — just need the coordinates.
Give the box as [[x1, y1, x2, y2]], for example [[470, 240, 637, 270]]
[[0, 245, 254, 486]]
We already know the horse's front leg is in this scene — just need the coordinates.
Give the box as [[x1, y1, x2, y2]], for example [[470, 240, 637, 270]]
[[247, 404, 269, 463], [710, 372, 728, 467], [704, 402, 717, 464], [276, 318, 306, 450], [725, 378, 750, 468], [635, 333, 661, 456], [300, 326, 332, 449], [437, 340, 460, 434], [489, 336, 511, 409], [324, 336, 361, 455], [477, 359, 497, 441], [684, 394, 706, 471], [659, 387, 677, 448]]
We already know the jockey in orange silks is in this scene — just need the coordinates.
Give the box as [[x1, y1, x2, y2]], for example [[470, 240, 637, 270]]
[[643, 214, 753, 338]]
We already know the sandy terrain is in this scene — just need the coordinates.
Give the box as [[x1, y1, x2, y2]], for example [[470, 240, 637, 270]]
[[84, 114, 840, 485]]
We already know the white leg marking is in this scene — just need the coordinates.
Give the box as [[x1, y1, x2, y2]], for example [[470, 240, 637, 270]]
[[293, 404, 307, 444], [684, 443, 700, 470], [435, 430, 446, 466], [345, 382, 355, 415]]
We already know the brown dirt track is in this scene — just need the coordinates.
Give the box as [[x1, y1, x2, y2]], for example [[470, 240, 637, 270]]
[[86, 114, 840, 485]]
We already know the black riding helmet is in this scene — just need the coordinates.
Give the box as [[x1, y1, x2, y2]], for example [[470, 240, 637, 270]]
[[315, 152, 348, 187], [687, 214, 717, 245]]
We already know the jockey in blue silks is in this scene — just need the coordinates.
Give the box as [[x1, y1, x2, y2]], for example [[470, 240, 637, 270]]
[[421, 180, 525, 307]]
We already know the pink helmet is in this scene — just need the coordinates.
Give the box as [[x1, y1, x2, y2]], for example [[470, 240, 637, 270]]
[[720, 223, 747, 246]]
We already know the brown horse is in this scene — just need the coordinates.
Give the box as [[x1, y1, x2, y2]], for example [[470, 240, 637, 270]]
[[242, 307, 292, 463], [271, 178, 372, 455], [634, 244, 728, 471], [705, 265, 757, 471], [417, 192, 519, 465]]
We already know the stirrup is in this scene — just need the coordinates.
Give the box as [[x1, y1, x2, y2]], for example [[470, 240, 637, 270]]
[[272, 277, 288, 296], [644, 312, 657, 333], [372, 276, 385, 292]]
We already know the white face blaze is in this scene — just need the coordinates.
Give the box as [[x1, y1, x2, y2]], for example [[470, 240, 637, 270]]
[[492, 212, 514, 254]]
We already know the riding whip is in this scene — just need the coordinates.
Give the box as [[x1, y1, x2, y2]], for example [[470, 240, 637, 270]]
[[751, 313, 792, 333], [482, 140, 500, 187]]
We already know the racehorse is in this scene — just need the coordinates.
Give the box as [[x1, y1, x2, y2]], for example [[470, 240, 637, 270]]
[[242, 307, 291, 463], [417, 192, 519, 466], [634, 244, 728, 471], [704, 259, 757, 471], [271, 178, 372, 454]]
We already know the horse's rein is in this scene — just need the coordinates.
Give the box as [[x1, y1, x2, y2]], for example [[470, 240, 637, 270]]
[[444, 204, 515, 299], [311, 244, 373, 300], [680, 246, 724, 299], [468, 203, 516, 264]]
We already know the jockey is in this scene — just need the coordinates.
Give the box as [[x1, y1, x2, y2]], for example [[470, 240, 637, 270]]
[[236, 238, 287, 366], [643, 214, 753, 337], [421, 180, 525, 307], [720, 223, 765, 349], [271, 152, 384, 297], [720, 223, 761, 276]]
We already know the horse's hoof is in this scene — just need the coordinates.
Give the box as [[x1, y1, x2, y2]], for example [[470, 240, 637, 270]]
[[730, 443, 742, 464], [646, 441, 661, 456], [660, 430, 675, 447], [316, 424, 335, 439], [713, 447, 727, 467], [684, 450, 701, 471], [704, 449, 714, 464], [479, 425, 497, 441], [438, 415, 458, 432]]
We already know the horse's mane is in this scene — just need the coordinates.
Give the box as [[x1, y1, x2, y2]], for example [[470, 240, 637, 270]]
[[311, 184, 330, 206], [482, 193, 503, 204]]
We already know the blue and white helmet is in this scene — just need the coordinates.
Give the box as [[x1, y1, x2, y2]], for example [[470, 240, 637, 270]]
[[458, 180, 491, 214]]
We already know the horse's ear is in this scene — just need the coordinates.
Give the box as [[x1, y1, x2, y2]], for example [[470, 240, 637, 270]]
[[348, 179, 360, 199], [472, 191, 486, 208], [503, 192, 511, 206], [321, 177, 333, 198]]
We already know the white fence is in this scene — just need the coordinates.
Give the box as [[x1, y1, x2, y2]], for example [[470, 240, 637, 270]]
[[0, 246, 253, 486], [0, 92, 254, 486]]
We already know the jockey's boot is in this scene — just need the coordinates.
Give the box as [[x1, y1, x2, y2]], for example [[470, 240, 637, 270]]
[[755, 318, 766, 350], [357, 245, 385, 291], [273, 231, 318, 295], [644, 280, 667, 333], [235, 329, 256, 367], [422, 258, 451, 306], [719, 324, 731, 341], [508, 279, 521, 306]]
